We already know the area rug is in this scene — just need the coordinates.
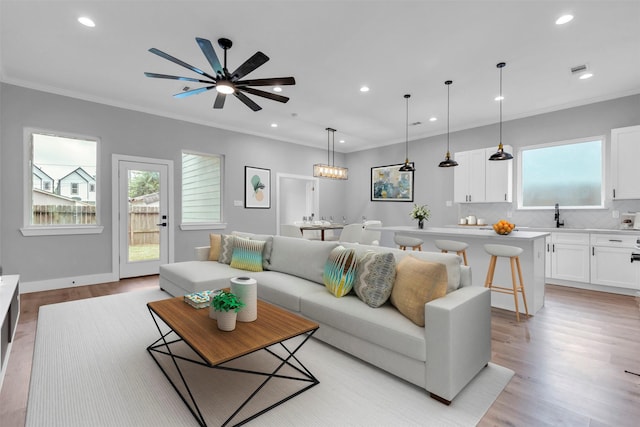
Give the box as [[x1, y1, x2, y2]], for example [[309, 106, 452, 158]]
[[26, 289, 513, 426]]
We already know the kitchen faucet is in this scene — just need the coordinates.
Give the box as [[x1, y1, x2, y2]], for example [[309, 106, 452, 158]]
[[554, 203, 564, 228]]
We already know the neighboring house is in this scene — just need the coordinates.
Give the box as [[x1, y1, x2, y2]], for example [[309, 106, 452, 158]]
[[32, 188, 92, 207], [56, 167, 96, 204], [32, 165, 54, 193]]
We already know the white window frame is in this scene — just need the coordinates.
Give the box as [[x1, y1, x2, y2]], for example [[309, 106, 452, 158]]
[[21, 127, 104, 236], [180, 150, 226, 231], [517, 135, 606, 210]]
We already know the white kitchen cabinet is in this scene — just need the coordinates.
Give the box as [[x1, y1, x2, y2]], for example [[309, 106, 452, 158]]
[[453, 149, 485, 203], [485, 146, 513, 202], [590, 234, 640, 289], [454, 145, 512, 203], [550, 232, 590, 283], [545, 235, 552, 278], [611, 125, 640, 200]]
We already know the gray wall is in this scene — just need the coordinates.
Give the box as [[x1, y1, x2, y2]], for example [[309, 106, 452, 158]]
[[1, 83, 639, 286], [345, 94, 640, 232], [0, 84, 347, 282]]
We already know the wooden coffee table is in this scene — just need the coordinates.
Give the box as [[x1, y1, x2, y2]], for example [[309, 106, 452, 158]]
[[147, 297, 319, 427]]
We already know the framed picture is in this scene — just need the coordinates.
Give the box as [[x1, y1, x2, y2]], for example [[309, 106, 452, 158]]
[[371, 163, 414, 202], [244, 166, 271, 208]]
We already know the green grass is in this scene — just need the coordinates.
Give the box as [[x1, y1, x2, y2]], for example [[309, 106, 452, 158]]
[[128, 244, 159, 262]]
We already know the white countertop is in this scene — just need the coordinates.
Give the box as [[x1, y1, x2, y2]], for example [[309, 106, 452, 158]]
[[374, 225, 549, 240], [448, 225, 640, 235]]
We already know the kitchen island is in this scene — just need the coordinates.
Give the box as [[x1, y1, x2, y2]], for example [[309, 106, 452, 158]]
[[372, 226, 549, 316]]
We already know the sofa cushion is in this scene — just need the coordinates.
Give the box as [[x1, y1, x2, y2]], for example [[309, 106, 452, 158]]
[[230, 236, 265, 272], [341, 242, 462, 293], [323, 246, 358, 297], [252, 271, 327, 312], [208, 234, 222, 261], [353, 251, 396, 307], [159, 261, 243, 294], [218, 234, 235, 264], [268, 236, 338, 284], [300, 292, 426, 361], [390, 256, 448, 326]]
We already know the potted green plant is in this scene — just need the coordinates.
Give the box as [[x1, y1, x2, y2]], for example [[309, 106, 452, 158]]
[[210, 291, 245, 331], [410, 204, 430, 229]]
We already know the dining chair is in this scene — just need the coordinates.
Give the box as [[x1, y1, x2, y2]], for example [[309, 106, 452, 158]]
[[338, 223, 363, 243], [361, 220, 382, 245]]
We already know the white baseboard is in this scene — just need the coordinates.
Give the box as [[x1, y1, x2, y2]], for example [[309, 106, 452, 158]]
[[546, 278, 639, 296], [20, 272, 118, 294]]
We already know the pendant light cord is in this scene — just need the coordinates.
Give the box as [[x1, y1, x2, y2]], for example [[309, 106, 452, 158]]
[[499, 65, 503, 145], [447, 83, 450, 151], [405, 95, 409, 160]]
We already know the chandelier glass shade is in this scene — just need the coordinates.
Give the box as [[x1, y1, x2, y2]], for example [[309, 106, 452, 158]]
[[313, 127, 348, 180]]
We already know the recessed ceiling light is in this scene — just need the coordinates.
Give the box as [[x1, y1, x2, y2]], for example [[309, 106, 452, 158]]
[[360, 86, 370, 92], [273, 87, 282, 92], [429, 117, 437, 122], [555, 14, 574, 25], [78, 16, 95, 27], [494, 95, 504, 101], [339, 139, 345, 144], [270, 123, 278, 128], [579, 73, 593, 80]]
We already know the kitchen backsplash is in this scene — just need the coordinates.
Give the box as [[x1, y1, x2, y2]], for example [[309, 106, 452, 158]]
[[459, 200, 640, 230]]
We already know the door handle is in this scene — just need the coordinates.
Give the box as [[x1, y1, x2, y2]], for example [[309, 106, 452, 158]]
[[157, 222, 167, 227]]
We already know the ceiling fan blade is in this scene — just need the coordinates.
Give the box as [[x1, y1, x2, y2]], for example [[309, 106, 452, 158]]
[[195, 37, 224, 76], [213, 92, 226, 109], [234, 91, 262, 111], [239, 86, 290, 103], [148, 48, 218, 80], [144, 72, 215, 84], [234, 77, 296, 86], [230, 51, 269, 81], [173, 85, 216, 98]]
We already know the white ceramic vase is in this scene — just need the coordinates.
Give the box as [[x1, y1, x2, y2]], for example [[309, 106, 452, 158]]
[[230, 276, 257, 322], [215, 310, 237, 331]]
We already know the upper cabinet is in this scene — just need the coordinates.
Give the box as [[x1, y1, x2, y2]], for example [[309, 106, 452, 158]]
[[454, 145, 513, 203], [611, 125, 640, 200]]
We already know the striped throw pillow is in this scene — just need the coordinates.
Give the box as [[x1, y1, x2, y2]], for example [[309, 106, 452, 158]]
[[353, 251, 396, 307], [230, 236, 266, 272], [218, 234, 235, 264], [323, 246, 358, 297]]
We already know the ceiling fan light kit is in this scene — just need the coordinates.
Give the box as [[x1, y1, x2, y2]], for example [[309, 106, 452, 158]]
[[145, 37, 296, 111], [439, 80, 459, 168], [399, 94, 416, 172], [314, 128, 349, 180], [489, 62, 514, 161]]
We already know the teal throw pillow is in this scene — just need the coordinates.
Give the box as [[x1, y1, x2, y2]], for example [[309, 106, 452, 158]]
[[323, 246, 358, 297], [230, 236, 266, 272]]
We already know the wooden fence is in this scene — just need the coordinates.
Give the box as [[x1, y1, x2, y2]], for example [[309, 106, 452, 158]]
[[32, 204, 160, 245]]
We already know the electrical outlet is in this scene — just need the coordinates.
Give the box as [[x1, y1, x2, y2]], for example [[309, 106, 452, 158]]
[[612, 210, 619, 218], [506, 210, 513, 218], [234, 200, 243, 207]]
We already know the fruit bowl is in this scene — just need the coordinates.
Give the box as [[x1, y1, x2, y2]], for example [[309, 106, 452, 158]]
[[493, 219, 515, 235]]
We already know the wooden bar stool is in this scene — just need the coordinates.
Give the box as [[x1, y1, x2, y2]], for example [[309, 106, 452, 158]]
[[393, 234, 423, 251], [483, 244, 529, 321], [434, 240, 469, 265]]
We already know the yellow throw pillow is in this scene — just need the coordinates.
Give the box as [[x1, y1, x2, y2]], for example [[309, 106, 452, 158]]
[[208, 234, 222, 261], [390, 256, 448, 326]]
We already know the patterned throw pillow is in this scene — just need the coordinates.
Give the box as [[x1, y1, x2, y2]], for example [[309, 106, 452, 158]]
[[390, 256, 448, 326], [230, 236, 266, 272], [218, 234, 235, 265], [208, 233, 222, 261], [323, 246, 358, 297], [353, 251, 396, 307]]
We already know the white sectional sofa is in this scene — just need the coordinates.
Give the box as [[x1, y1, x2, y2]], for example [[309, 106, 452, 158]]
[[159, 232, 491, 404]]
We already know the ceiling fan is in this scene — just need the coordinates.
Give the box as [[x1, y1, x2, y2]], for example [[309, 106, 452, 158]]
[[145, 37, 296, 111]]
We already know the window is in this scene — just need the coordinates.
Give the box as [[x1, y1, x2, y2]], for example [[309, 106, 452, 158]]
[[181, 151, 223, 226], [23, 129, 102, 235], [518, 136, 604, 209]]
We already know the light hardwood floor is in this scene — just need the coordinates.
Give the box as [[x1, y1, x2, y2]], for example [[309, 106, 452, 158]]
[[1, 278, 638, 426]]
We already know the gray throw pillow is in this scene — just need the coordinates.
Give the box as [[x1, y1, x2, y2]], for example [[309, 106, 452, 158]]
[[218, 234, 235, 264], [353, 251, 396, 308]]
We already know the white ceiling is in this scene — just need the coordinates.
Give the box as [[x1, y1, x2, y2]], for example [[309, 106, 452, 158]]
[[1, 1, 639, 153]]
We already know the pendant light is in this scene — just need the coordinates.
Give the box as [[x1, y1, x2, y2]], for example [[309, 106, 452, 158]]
[[313, 127, 348, 180], [438, 80, 458, 167], [488, 62, 513, 161], [399, 94, 415, 172]]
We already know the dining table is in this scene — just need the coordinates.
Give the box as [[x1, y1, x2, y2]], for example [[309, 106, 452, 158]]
[[298, 223, 344, 241]]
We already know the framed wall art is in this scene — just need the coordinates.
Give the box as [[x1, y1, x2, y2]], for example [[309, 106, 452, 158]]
[[371, 163, 414, 202], [244, 166, 271, 208]]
